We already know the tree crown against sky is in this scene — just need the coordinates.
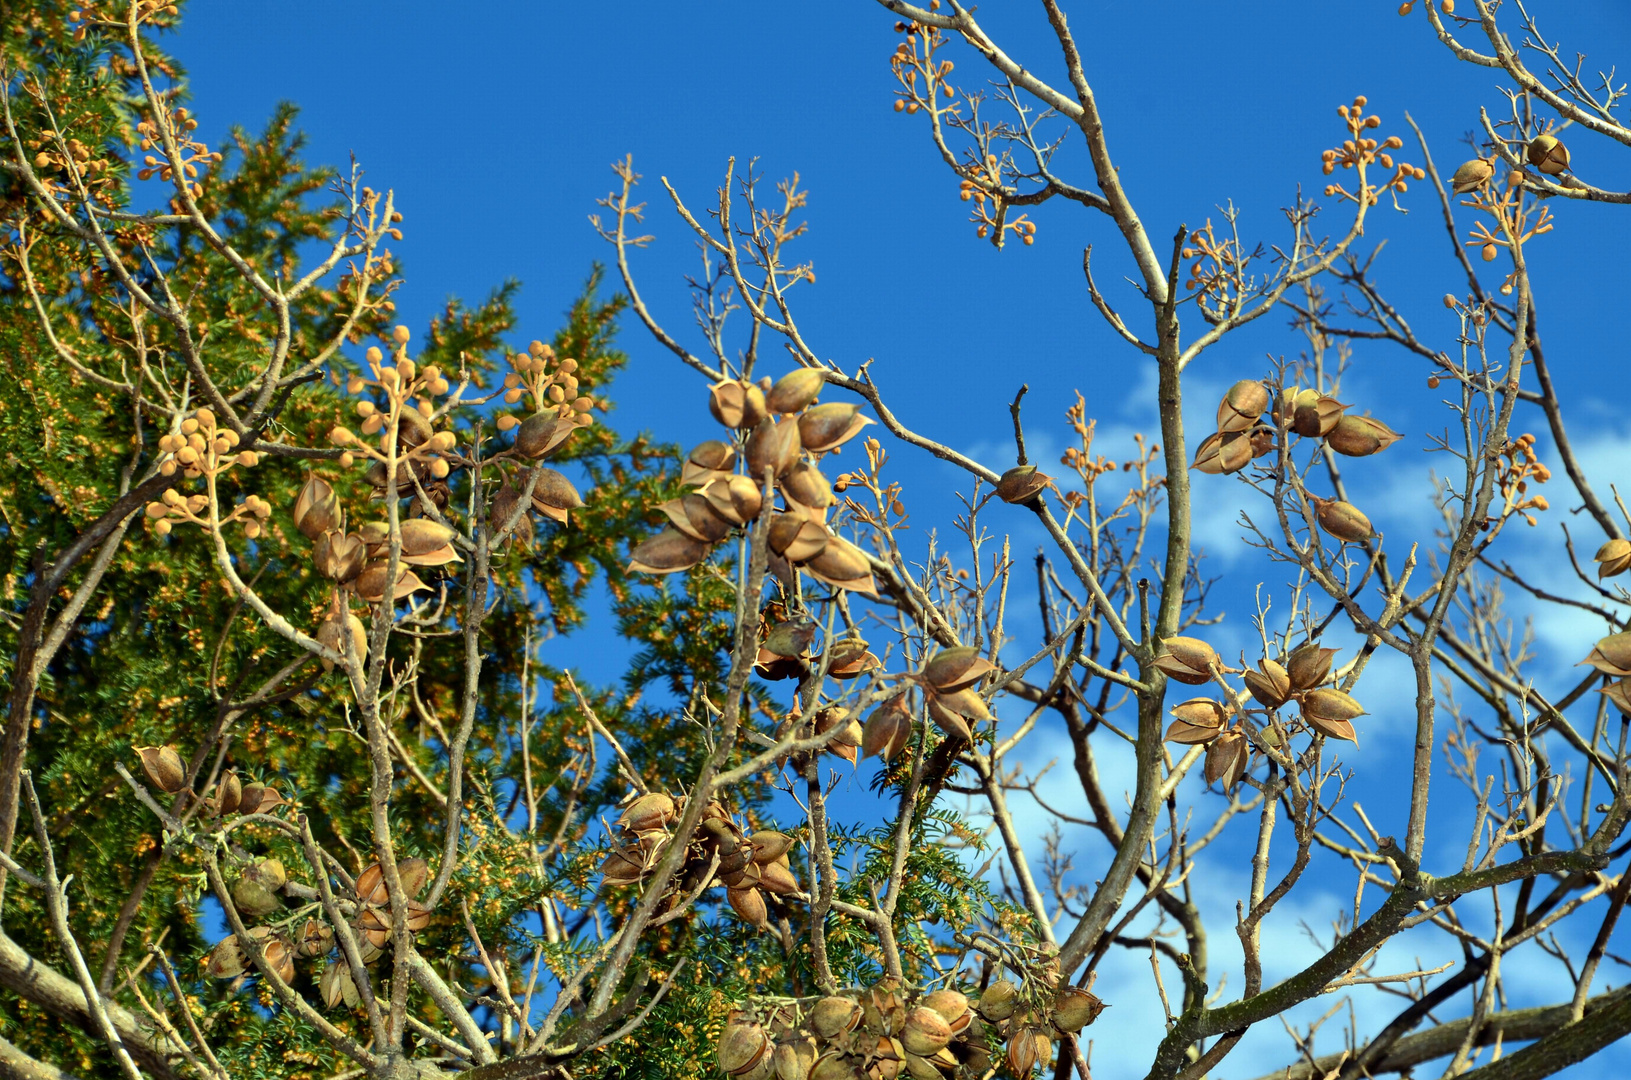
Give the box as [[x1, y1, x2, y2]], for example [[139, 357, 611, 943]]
[[1, 2, 1631, 1080]]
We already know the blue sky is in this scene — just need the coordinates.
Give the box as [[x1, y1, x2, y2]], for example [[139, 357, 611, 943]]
[[168, 3, 1631, 1076]]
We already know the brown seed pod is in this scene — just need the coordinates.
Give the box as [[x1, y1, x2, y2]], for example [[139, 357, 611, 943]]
[[1165, 698, 1228, 744], [1151, 636, 1219, 685], [920, 645, 997, 693], [746, 417, 804, 481], [1290, 390, 1347, 438], [136, 745, 186, 793], [709, 379, 769, 430], [1326, 414, 1403, 457], [1311, 496, 1374, 543], [1006, 1027, 1052, 1077], [798, 402, 870, 454], [1204, 725, 1249, 790], [1243, 659, 1292, 709], [750, 830, 796, 863], [1218, 380, 1270, 433], [296, 918, 335, 958], [599, 846, 647, 886], [769, 514, 830, 563], [719, 1020, 772, 1075], [702, 474, 767, 526], [1286, 642, 1340, 691], [628, 528, 711, 574], [774, 1040, 816, 1080], [206, 935, 246, 979], [766, 368, 825, 414], [1300, 688, 1366, 742], [1600, 678, 1631, 717], [812, 996, 864, 1039], [1191, 430, 1255, 475], [213, 770, 242, 816], [515, 412, 570, 459], [900, 1007, 952, 1056], [1450, 157, 1494, 194], [1052, 986, 1106, 1033], [1594, 539, 1631, 579], [996, 464, 1054, 504], [815, 707, 864, 764], [237, 783, 283, 815], [862, 695, 913, 761], [619, 792, 677, 834], [1526, 134, 1570, 176], [781, 460, 836, 510], [353, 564, 429, 604], [316, 610, 367, 671], [395, 518, 454, 556], [804, 534, 876, 593], [293, 475, 341, 540], [524, 467, 585, 522], [313, 530, 367, 583], [927, 686, 991, 734], [757, 859, 799, 895], [320, 961, 361, 1008], [976, 978, 1018, 1022], [683, 439, 738, 486], [1582, 632, 1631, 677]]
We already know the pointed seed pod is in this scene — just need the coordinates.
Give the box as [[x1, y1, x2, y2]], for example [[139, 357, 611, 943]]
[[1451, 157, 1494, 194], [238, 783, 282, 815], [781, 460, 836, 510], [767, 368, 825, 413], [1286, 642, 1340, 691], [1218, 380, 1270, 433], [1243, 659, 1292, 708], [320, 961, 359, 1008], [996, 464, 1053, 504], [1165, 698, 1228, 744], [619, 792, 676, 834], [862, 695, 913, 761], [206, 935, 246, 978], [1581, 632, 1631, 677], [1191, 430, 1255, 475], [1600, 678, 1631, 717], [1326, 414, 1403, 457], [1152, 636, 1219, 685], [293, 476, 341, 540], [1052, 987, 1106, 1033], [1526, 134, 1570, 176], [798, 402, 871, 454], [1594, 539, 1631, 579], [1292, 391, 1347, 438], [1312, 497, 1374, 542], [750, 830, 795, 863], [709, 379, 769, 430], [920, 645, 997, 692], [137, 745, 186, 793], [804, 534, 875, 592], [397, 518, 455, 556], [313, 530, 367, 583], [1204, 725, 1249, 790], [628, 528, 711, 574], [768, 514, 829, 562], [316, 610, 367, 671], [745, 417, 804, 481], [1301, 688, 1365, 742], [757, 860, 799, 895], [213, 770, 242, 815], [514, 413, 561, 459]]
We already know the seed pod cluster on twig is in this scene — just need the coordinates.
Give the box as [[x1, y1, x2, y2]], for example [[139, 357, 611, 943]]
[[627, 370, 876, 594], [715, 972, 1104, 1080], [1164, 639, 1368, 790], [598, 793, 798, 932], [1583, 632, 1631, 717]]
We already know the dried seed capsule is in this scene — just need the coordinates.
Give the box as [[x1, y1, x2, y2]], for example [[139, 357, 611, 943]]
[[1243, 659, 1292, 708], [1151, 636, 1218, 685], [976, 978, 1019, 1021], [709, 379, 769, 430], [320, 961, 360, 1008], [797, 402, 871, 454], [213, 770, 242, 815], [1191, 430, 1255, 475], [900, 1007, 952, 1055], [719, 1020, 772, 1075], [766, 368, 825, 413], [920, 645, 996, 693], [1450, 157, 1494, 194], [780, 460, 836, 510], [628, 528, 710, 574], [206, 935, 246, 979], [1286, 642, 1340, 691], [292, 475, 341, 540], [136, 745, 186, 793], [316, 610, 367, 671], [1594, 539, 1631, 579], [618, 792, 676, 834], [1326, 414, 1403, 457], [1581, 632, 1631, 677], [862, 695, 913, 761], [313, 530, 367, 583], [1292, 391, 1347, 438], [1526, 134, 1570, 176], [237, 783, 283, 815], [768, 514, 829, 562], [1052, 986, 1106, 1032], [812, 996, 863, 1038], [1300, 688, 1365, 742], [804, 534, 876, 593], [763, 617, 818, 659], [1203, 725, 1249, 790], [745, 417, 803, 480], [996, 464, 1053, 504], [1312, 496, 1374, 543], [1217, 379, 1270, 433], [1165, 698, 1228, 744], [1599, 678, 1631, 717]]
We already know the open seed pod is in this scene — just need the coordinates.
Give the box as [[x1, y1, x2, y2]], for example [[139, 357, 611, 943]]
[[1286, 642, 1339, 691], [296, 917, 335, 958], [1595, 539, 1631, 579], [211, 770, 242, 816], [659, 494, 735, 543], [293, 475, 342, 540], [1600, 678, 1631, 717], [745, 417, 803, 481], [628, 528, 711, 574], [720, 1021, 773, 1076], [920, 645, 996, 693], [996, 464, 1054, 504], [925, 688, 990, 742], [1450, 157, 1494, 194], [1582, 632, 1631, 677], [515, 411, 577, 459], [1006, 1027, 1052, 1077], [488, 483, 533, 545], [815, 707, 864, 764], [353, 563, 429, 604], [1526, 133, 1570, 176], [769, 514, 830, 563], [767, 368, 825, 414], [618, 792, 677, 833], [1204, 725, 1249, 790], [1165, 698, 1227, 744], [1243, 659, 1292, 708], [702, 474, 767, 526], [523, 467, 584, 523], [237, 783, 283, 815], [320, 960, 362, 1009], [710, 379, 770, 430], [829, 648, 881, 680], [1151, 636, 1219, 685], [1052, 987, 1106, 1033], [313, 529, 367, 583], [1300, 688, 1365, 742], [600, 846, 648, 887], [1217, 380, 1270, 434], [1291, 390, 1347, 438], [798, 402, 871, 454], [136, 745, 186, 793], [781, 460, 836, 511], [1191, 430, 1255, 475], [248, 926, 296, 984], [804, 534, 876, 594]]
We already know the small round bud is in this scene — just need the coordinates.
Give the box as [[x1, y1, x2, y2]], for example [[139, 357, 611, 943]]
[[195, 408, 215, 426], [398, 359, 416, 382], [1481, 243, 1499, 262], [497, 414, 519, 432], [244, 520, 262, 539], [181, 418, 199, 435], [528, 340, 546, 357], [365, 346, 383, 364], [1427, 375, 1440, 388], [1443, 293, 1457, 309], [339, 452, 354, 467], [357, 401, 376, 417], [154, 519, 172, 536], [145, 502, 166, 519], [504, 388, 525, 405], [330, 426, 354, 445], [347, 377, 366, 394], [392, 325, 410, 345], [176, 446, 198, 465], [430, 458, 449, 479]]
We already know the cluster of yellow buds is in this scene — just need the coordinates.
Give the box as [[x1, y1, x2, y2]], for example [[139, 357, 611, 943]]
[[145, 409, 267, 536], [134, 108, 222, 199], [1492, 433, 1551, 527], [888, 1, 954, 116], [493, 340, 596, 440], [1320, 96, 1424, 206]]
